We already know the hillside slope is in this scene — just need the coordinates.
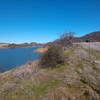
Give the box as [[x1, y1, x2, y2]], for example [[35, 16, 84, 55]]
[[45, 31, 100, 48], [0, 46, 100, 100], [80, 31, 100, 42], [72, 31, 100, 42]]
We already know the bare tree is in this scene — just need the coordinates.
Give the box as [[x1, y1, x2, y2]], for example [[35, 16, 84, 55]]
[[60, 31, 75, 47], [60, 31, 75, 39]]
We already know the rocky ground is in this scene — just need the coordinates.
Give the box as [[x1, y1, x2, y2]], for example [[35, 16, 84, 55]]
[[0, 45, 100, 100]]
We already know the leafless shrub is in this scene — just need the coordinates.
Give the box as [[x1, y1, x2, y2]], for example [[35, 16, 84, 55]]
[[52, 31, 75, 47]]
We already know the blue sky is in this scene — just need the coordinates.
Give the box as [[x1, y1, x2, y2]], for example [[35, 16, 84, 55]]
[[0, 0, 100, 43]]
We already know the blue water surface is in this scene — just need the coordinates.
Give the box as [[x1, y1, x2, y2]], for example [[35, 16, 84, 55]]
[[0, 47, 40, 71]]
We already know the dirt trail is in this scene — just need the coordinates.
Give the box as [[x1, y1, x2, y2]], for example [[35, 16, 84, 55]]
[[74, 42, 100, 50]]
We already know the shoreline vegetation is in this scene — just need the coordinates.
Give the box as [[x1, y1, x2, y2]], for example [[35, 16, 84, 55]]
[[34, 47, 48, 53]]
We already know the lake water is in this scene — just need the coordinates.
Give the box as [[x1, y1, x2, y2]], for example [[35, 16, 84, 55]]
[[0, 47, 40, 72]]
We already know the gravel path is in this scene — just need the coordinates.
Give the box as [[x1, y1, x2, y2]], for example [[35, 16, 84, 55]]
[[74, 42, 100, 50]]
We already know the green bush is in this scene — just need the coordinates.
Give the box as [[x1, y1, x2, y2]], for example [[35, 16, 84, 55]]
[[39, 46, 65, 69]]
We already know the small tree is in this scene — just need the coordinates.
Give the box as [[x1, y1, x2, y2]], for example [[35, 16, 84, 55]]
[[59, 31, 75, 47], [60, 31, 75, 41], [39, 46, 65, 69]]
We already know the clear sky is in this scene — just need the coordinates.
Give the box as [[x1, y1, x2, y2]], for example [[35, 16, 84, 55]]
[[0, 0, 100, 43]]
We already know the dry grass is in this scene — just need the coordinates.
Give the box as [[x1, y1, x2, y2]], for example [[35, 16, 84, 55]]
[[0, 47, 100, 100]]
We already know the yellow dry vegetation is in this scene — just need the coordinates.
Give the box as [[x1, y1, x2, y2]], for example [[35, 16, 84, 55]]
[[34, 47, 48, 53]]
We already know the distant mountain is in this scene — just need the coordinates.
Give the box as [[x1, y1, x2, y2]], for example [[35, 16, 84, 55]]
[[71, 31, 100, 42], [1, 42, 43, 48], [79, 31, 100, 42], [30, 42, 43, 46]]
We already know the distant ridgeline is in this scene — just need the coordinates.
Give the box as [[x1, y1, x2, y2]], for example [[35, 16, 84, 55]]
[[8, 42, 43, 48], [73, 31, 100, 42]]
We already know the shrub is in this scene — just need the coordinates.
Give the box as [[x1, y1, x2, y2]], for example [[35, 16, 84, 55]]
[[39, 46, 65, 69]]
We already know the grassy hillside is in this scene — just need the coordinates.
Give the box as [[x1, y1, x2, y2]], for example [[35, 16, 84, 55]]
[[0, 46, 100, 100]]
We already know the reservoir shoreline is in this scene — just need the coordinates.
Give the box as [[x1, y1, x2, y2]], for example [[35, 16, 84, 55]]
[[0, 46, 42, 49], [0, 47, 40, 72]]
